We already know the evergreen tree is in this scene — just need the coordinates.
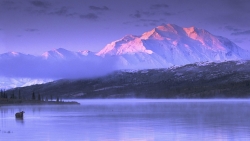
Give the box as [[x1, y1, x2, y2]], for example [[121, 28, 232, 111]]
[[11, 91, 15, 99], [38, 93, 41, 101], [0, 89, 3, 98], [3, 90, 7, 98], [18, 89, 21, 99], [32, 92, 36, 100]]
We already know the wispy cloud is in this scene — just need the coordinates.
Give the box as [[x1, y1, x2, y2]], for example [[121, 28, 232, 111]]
[[1, 0, 15, 7], [53, 7, 68, 15], [130, 11, 141, 18], [232, 30, 250, 36], [225, 25, 240, 32], [1, 0, 19, 10], [123, 18, 166, 28], [30, 0, 50, 9], [140, 19, 165, 22], [89, 6, 109, 11], [79, 13, 98, 20], [164, 12, 173, 16], [142, 11, 155, 16], [150, 4, 169, 9], [129, 3, 172, 20], [1, 1, 106, 21], [49, 7, 76, 17]]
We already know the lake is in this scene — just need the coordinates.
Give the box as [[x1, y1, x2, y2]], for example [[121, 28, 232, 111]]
[[1, 99, 250, 141]]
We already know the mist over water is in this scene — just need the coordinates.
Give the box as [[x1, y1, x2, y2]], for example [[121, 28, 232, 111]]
[[1, 99, 250, 140]]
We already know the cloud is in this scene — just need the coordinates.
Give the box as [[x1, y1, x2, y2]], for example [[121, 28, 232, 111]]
[[0, 0, 19, 10], [164, 12, 173, 16], [52, 6, 68, 15], [79, 13, 98, 20], [89, 6, 109, 11], [142, 11, 155, 16], [25, 1, 51, 15], [130, 11, 141, 18], [225, 25, 240, 32], [123, 18, 165, 27], [232, 30, 250, 36], [25, 28, 39, 32], [140, 19, 164, 22], [0, 55, 117, 79], [150, 4, 169, 9], [1, 0, 15, 6], [232, 38, 246, 43], [30, 0, 50, 9], [129, 6, 172, 20], [49, 7, 76, 17]]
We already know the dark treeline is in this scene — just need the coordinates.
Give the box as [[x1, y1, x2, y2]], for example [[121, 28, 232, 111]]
[[0, 89, 7, 99], [0, 89, 62, 102]]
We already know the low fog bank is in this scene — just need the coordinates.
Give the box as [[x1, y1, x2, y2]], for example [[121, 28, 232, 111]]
[[0, 56, 117, 79], [64, 99, 250, 106]]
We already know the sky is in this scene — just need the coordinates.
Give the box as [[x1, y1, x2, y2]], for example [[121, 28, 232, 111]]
[[0, 0, 250, 55]]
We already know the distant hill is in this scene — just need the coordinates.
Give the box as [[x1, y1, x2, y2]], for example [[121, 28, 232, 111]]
[[6, 60, 250, 99]]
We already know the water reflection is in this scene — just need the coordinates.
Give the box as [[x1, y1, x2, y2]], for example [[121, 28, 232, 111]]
[[0, 99, 250, 140], [15, 118, 24, 125]]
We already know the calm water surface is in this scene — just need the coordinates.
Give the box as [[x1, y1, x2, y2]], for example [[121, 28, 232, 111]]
[[1, 99, 250, 141]]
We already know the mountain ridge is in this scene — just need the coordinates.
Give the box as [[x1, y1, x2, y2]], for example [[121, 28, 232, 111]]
[[1, 23, 250, 89], [5, 60, 250, 99], [96, 23, 249, 68]]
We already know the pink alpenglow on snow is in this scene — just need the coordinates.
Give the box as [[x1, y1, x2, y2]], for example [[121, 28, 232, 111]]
[[0, 24, 249, 89]]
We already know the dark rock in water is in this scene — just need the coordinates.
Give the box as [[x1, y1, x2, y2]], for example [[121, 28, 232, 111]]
[[15, 111, 25, 118]]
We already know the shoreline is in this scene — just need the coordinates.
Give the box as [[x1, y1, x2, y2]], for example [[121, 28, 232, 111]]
[[0, 98, 80, 106]]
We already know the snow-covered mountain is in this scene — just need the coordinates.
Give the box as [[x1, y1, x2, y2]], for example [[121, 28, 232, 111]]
[[0, 48, 103, 89], [1, 24, 250, 89], [0, 77, 52, 90], [41, 48, 96, 60], [97, 24, 249, 69]]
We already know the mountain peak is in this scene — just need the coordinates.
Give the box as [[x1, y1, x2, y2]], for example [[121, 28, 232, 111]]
[[42, 48, 74, 59], [121, 35, 138, 41], [141, 24, 185, 40], [157, 23, 180, 30], [1, 23, 250, 89], [78, 50, 94, 56], [8, 51, 20, 56], [96, 34, 153, 56], [0, 52, 24, 58], [97, 23, 249, 66]]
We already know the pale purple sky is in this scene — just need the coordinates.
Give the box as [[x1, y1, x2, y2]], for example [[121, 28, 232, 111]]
[[0, 0, 250, 55]]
